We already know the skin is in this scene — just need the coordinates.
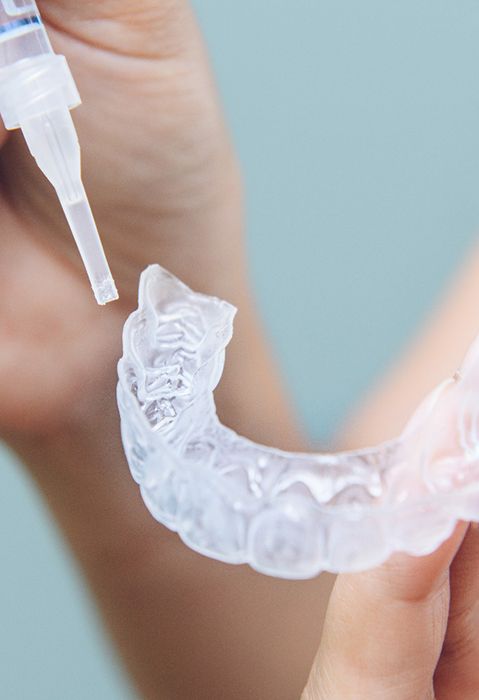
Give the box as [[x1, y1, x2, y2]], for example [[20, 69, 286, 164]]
[[2, 1, 479, 698]]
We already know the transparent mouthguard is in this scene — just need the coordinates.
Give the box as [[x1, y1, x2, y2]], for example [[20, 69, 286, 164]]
[[117, 265, 479, 578]]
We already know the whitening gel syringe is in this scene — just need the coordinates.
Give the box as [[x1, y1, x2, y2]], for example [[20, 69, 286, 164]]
[[0, 0, 118, 305]]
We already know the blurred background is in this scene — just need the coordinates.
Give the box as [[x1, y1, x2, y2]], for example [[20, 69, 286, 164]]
[[2, 1, 479, 697]]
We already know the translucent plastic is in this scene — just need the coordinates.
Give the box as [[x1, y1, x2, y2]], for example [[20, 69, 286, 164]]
[[117, 265, 479, 579], [0, 0, 118, 305]]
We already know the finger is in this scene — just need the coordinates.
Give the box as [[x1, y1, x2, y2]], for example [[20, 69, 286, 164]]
[[38, 1, 197, 59], [434, 523, 479, 699], [302, 522, 468, 700]]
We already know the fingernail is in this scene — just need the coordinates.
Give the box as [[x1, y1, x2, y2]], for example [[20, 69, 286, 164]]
[[402, 378, 453, 437], [459, 332, 479, 377]]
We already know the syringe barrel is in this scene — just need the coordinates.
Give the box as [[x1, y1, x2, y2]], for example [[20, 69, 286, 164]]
[[0, 1, 80, 129], [0, 0, 118, 305], [0, 1, 52, 68]]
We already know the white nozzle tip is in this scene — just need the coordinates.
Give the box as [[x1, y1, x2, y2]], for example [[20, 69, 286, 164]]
[[94, 277, 119, 306]]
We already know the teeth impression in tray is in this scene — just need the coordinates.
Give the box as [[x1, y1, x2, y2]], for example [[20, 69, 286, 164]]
[[117, 265, 479, 578]]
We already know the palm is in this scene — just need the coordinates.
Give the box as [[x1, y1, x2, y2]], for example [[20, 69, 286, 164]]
[[0, 2, 232, 436]]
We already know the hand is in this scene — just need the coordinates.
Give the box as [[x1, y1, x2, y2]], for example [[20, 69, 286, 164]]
[[302, 521, 479, 699], [0, 0, 242, 438], [1, 7, 320, 699]]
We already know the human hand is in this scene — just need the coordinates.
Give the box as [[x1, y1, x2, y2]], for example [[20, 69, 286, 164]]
[[302, 521, 479, 699], [0, 0, 242, 438], [0, 9, 320, 698]]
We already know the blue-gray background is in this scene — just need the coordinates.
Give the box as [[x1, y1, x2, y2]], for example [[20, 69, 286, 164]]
[[2, 1, 479, 697]]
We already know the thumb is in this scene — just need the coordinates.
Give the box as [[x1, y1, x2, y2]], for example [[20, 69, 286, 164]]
[[302, 522, 468, 700]]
